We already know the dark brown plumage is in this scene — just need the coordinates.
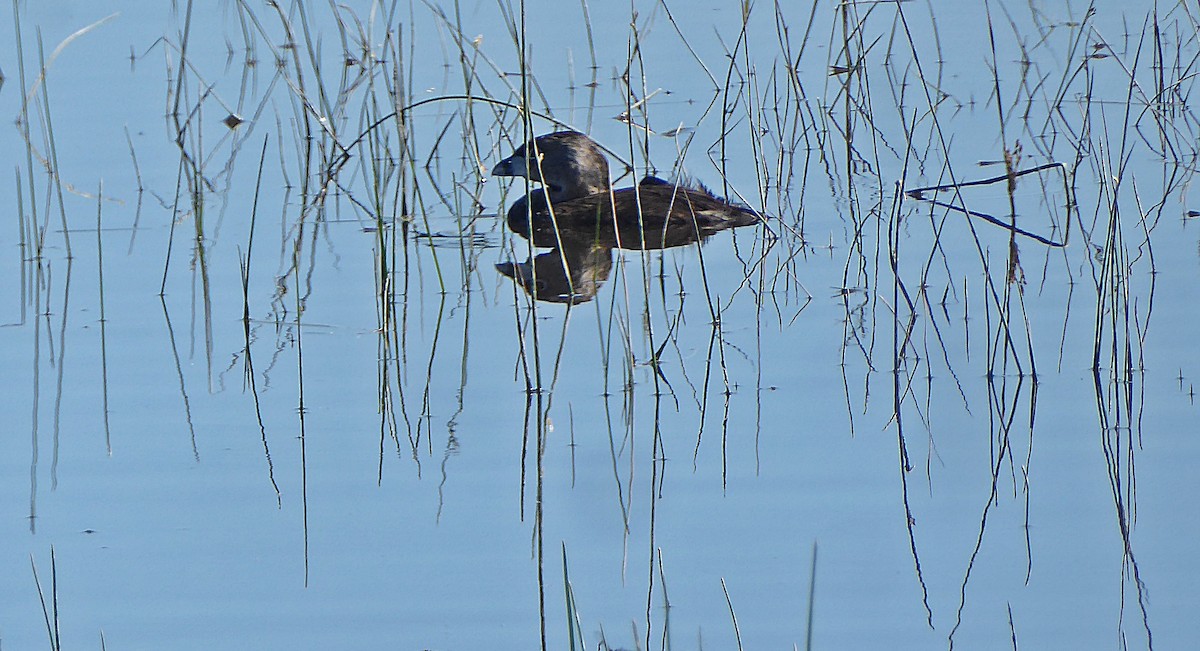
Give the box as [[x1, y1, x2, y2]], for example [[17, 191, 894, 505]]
[[492, 131, 761, 250]]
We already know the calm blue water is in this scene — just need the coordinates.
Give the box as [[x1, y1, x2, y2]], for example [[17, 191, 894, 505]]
[[1, 1, 1197, 649]]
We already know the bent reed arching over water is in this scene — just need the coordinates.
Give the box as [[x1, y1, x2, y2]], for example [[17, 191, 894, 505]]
[[492, 131, 763, 250]]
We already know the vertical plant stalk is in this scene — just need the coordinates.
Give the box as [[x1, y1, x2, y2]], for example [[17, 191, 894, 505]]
[[31, 548, 60, 651], [242, 134, 282, 503], [35, 31, 71, 258], [96, 183, 112, 454]]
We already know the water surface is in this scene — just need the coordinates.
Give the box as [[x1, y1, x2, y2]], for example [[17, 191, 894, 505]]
[[1, 1, 1197, 649]]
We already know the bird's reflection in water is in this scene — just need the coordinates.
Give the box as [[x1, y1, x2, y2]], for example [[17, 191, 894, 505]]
[[496, 234, 613, 305], [493, 132, 763, 304]]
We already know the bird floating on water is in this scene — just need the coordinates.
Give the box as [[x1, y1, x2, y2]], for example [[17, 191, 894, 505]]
[[492, 130, 762, 250]]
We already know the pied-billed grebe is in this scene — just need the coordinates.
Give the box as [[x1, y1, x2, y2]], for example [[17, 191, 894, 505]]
[[492, 131, 761, 249]]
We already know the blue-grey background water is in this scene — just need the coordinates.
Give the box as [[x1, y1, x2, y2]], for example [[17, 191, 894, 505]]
[[1, 1, 1197, 649]]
